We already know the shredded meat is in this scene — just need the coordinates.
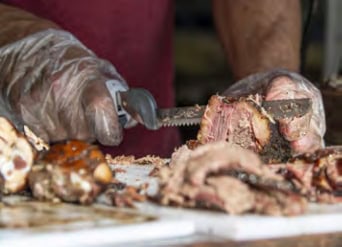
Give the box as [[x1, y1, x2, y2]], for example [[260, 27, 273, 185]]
[[157, 141, 307, 216], [106, 154, 167, 167], [106, 155, 136, 165], [269, 146, 342, 203]]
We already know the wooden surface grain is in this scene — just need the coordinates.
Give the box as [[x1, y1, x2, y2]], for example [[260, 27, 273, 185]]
[[182, 233, 342, 247]]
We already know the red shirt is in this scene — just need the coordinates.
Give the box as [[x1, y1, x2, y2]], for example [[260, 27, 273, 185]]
[[3, 0, 181, 157]]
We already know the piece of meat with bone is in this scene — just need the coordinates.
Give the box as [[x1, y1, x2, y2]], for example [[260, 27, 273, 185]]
[[197, 95, 292, 163], [157, 141, 307, 216], [28, 140, 112, 204], [0, 117, 35, 194]]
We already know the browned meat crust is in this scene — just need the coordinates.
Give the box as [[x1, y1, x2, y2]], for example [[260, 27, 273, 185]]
[[28, 140, 112, 204]]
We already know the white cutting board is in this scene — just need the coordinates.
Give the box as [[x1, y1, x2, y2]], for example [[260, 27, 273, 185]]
[[114, 164, 342, 241]]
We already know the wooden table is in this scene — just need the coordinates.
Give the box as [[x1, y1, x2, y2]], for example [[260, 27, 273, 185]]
[[181, 233, 342, 247]]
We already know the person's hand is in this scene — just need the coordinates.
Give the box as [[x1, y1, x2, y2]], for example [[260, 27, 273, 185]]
[[0, 29, 127, 145], [223, 69, 325, 154]]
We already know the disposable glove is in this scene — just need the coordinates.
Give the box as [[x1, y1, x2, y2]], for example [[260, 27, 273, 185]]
[[0, 29, 127, 145]]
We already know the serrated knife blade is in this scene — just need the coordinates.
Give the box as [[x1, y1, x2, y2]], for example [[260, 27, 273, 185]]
[[156, 98, 312, 128], [157, 105, 205, 127]]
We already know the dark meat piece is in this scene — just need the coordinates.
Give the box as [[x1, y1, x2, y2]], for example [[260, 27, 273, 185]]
[[28, 140, 112, 204], [0, 117, 35, 194], [157, 141, 307, 216], [197, 95, 291, 163]]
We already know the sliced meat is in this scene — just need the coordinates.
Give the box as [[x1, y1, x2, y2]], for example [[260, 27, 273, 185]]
[[28, 140, 112, 204], [0, 117, 34, 194], [197, 95, 291, 163], [157, 141, 307, 216], [253, 189, 307, 216], [202, 176, 255, 214], [312, 147, 342, 194], [268, 146, 342, 203]]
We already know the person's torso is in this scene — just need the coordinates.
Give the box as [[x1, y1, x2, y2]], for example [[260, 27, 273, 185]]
[[4, 0, 180, 157]]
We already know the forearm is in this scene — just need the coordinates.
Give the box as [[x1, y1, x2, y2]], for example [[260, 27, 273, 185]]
[[212, 0, 301, 80], [0, 3, 59, 47]]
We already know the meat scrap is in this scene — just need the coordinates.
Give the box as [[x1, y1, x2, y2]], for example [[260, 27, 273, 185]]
[[106, 155, 136, 165], [28, 141, 113, 204], [157, 141, 306, 216], [97, 182, 147, 208], [0, 118, 35, 194], [106, 154, 167, 177], [197, 95, 292, 163], [106, 154, 167, 167]]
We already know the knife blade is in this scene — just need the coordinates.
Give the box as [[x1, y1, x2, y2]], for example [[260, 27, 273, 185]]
[[157, 98, 312, 128]]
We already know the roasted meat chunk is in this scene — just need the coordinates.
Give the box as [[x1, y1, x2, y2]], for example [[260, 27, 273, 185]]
[[197, 95, 292, 163], [28, 140, 112, 204], [157, 141, 306, 216], [0, 117, 34, 194], [271, 146, 342, 203]]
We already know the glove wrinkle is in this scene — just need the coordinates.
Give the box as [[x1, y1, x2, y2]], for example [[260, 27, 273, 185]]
[[0, 29, 125, 145]]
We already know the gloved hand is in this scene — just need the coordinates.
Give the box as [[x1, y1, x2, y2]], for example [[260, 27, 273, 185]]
[[0, 29, 127, 145], [223, 69, 326, 154]]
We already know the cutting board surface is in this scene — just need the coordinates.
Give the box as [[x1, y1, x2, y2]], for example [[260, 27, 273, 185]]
[[0, 195, 194, 247], [0, 196, 154, 229]]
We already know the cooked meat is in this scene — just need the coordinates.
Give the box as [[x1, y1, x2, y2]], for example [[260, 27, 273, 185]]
[[0, 118, 34, 194], [197, 95, 291, 163], [28, 140, 112, 204], [253, 189, 307, 216], [269, 146, 342, 203], [106, 154, 167, 166], [157, 141, 306, 216], [197, 176, 255, 214], [97, 183, 147, 208]]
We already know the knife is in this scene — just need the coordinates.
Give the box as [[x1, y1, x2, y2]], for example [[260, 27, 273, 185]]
[[106, 82, 312, 130]]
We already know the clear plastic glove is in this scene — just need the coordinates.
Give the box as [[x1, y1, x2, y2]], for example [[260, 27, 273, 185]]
[[223, 69, 326, 154], [0, 29, 127, 145]]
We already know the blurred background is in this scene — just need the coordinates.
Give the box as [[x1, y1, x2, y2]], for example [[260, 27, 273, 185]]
[[174, 0, 341, 144]]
